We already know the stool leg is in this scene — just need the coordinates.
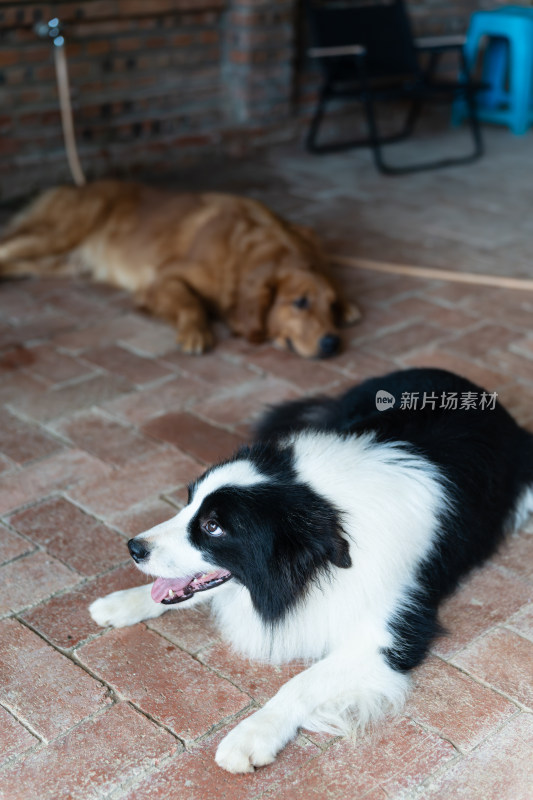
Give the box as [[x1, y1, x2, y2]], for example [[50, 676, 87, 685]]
[[452, 26, 482, 126], [481, 37, 508, 109], [510, 35, 533, 134]]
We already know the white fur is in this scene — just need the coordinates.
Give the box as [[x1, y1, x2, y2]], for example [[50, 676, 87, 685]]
[[90, 430, 448, 774], [509, 486, 533, 532]]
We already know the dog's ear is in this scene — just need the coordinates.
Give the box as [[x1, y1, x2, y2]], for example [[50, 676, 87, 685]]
[[272, 489, 352, 608], [228, 264, 276, 343], [327, 531, 352, 569], [275, 488, 352, 574], [334, 299, 362, 328], [241, 483, 352, 623]]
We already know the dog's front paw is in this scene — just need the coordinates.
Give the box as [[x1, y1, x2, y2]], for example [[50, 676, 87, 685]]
[[176, 326, 214, 355], [215, 715, 282, 774], [89, 585, 161, 628]]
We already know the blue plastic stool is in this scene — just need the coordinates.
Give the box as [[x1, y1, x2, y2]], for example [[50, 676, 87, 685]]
[[452, 5, 533, 135]]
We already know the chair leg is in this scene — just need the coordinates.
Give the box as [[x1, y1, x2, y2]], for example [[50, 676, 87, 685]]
[[305, 89, 329, 153], [363, 90, 483, 175], [306, 87, 368, 154], [362, 92, 430, 175], [464, 88, 484, 160], [306, 87, 377, 154], [360, 88, 388, 174], [306, 85, 379, 154], [306, 77, 483, 173], [402, 97, 423, 137], [306, 84, 421, 155]]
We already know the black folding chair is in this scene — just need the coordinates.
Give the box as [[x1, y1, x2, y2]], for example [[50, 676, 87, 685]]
[[305, 0, 484, 174]]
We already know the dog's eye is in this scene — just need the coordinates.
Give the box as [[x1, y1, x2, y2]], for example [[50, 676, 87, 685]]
[[293, 296, 309, 310], [203, 519, 224, 537]]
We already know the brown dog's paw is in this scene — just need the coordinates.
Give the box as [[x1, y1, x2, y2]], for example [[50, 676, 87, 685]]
[[341, 302, 362, 326], [176, 326, 214, 355]]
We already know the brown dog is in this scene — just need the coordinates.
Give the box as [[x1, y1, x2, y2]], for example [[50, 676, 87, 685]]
[[0, 181, 360, 358]]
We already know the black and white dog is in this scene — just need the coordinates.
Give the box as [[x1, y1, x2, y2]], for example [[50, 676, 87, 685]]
[[90, 368, 533, 774]]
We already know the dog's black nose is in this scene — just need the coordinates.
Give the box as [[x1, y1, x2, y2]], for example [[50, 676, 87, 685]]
[[128, 538, 151, 563], [319, 333, 340, 358]]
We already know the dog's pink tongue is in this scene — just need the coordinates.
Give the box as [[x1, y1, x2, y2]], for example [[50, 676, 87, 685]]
[[151, 576, 192, 603]]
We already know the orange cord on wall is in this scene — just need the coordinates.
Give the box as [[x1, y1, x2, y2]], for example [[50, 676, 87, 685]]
[[36, 18, 86, 187], [54, 40, 86, 187]]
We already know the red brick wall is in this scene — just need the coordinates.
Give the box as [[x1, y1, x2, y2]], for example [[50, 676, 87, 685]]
[[0, 0, 302, 199], [0, 0, 510, 199], [0, 1, 226, 197]]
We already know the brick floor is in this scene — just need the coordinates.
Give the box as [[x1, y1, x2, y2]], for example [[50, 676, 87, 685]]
[[420, 713, 533, 800], [21, 563, 146, 650], [77, 625, 252, 742], [0, 408, 60, 465], [0, 552, 79, 616], [451, 628, 533, 709], [0, 618, 111, 741], [121, 722, 321, 800], [262, 717, 456, 799], [1, 129, 533, 796], [198, 641, 307, 705], [68, 448, 201, 516], [0, 703, 179, 800], [0, 704, 38, 765], [506, 603, 533, 641], [0, 449, 111, 515], [81, 344, 175, 386], [20, 343, 96, 386], [0, 522, 34, 565], [142, 411, 244, 464], [9, 496, 128, 576], [431, 565, 532, 659], [403, 656, 516, 752], [52, 408, 164, 467]]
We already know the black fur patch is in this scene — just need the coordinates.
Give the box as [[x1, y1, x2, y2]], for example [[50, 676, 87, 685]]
[[254, 368, 533, 671], [188, 481, 350, 623]]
